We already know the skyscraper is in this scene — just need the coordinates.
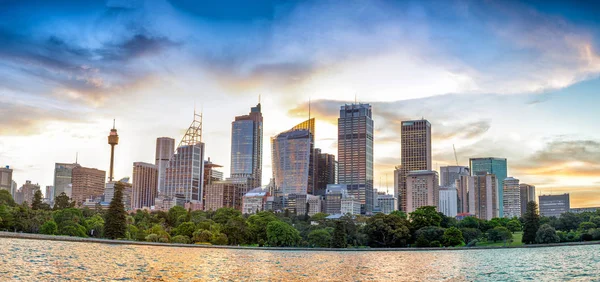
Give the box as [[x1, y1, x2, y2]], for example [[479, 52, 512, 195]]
[[17, 180, 40, 206], [338, 103, 374, 214], [230, 103, 263, 188], [291, 118, 316, 194], [53, 163, 81, 198], [164, 112, 205, 206], [0, 166, 12, 192], [519, 183, 536, 217], [405, 170, 439, 213], [472, 173, 499, 220], [455, 174, 474, 214], [315, 148, 337, 196], [132, 162, 158, 210], [71, 166, 106, 205], [503, 177, 521, 218], [470, 157, 507, 217], [399, 119, 432, 212], [440, 166, 469, 187], [155, 137, 175, 194], [203, 158, 223, 205], [439, 187, 458, 217], [271, 126, 312, 199]]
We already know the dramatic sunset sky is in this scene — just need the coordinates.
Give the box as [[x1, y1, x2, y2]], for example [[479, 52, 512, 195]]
[[1, 0, 599, 207]]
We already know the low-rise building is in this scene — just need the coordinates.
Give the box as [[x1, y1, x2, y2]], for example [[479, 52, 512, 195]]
[[539, 194, 570, 218], [242, 187, 270, 214], [341, 195, 361, 215], [377, 195, 396, 214]]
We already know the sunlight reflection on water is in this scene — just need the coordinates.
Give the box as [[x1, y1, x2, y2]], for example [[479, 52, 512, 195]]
[[1, 239, 599, 281]]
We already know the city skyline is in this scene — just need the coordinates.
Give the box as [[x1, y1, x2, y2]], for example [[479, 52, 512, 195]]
[[1, 0, 600, 207]]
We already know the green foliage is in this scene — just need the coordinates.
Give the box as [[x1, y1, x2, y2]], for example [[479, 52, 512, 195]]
[[507, 219, 522, 233], [310, 212, 329, 223], [443, 227, 464, 247], [590, 216, 600, 227], [85, 214, 105, 237], [588, 228, 600, 241], [410, 206, 442, 232], [331, 221, 347, 248], [0, 190, 16, 207], [460, 228, 482, 244], [40, 220, 58, 235], [222, 216, 249, 245], [145, 234, 160, 242], [193, 229, 213, 243], [414, 226, 445, 247], [307, 229, 332, 248], [439, 213, 458, 228], [212, 208, 242, 225], [171, 235, 191, 244], [415, 235, 429, 247], [59, 221, 87, 237], [174, 222, 196, 238], [211, 233, 228, 245], [522, 201, 540, 244], [266, 221, 301, 247], [247, 211, 279, 246], [53, 192, 75, 210], [363, 213, 410, 247], [557, 213, 582, 232], [31, 190, 44, 210], [429, 241, 441, 247], [536, 224, 560, 244], [487, 226, 512, 243], [578, 221, 596, 232], [104, 182, 127, 239], [459, 216, 480, 229], [0, 204, 15, 230], [167, 206, 187, 227]]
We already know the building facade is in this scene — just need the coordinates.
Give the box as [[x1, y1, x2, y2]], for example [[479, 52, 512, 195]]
[[71, 166, 106, 205], [519, 183, 536, 217], [204, 178, 252, 211], [539, 194, 570, 218], [440, 166, 469, 187], [503, 177, 521, 218], [16, 180, 40, 206], [0, 166, 12, 193], [271, 126, 312, 203], [132, 162, 158, 210], [341, 196, 361, 215], [377, 194, 396, 214], [456, 174, 474, 214], [405, 170, 439, 213], [53, 163, 81, 198], [470, 158, 507, 217], [439, 187, 458, 217], [324, 184, 347, 214], [242, 187, 269, 214], [472, 173, 499, 220], [230, 103, 263, 189], [315, 148, 337, 196], [164, 113, 205, 206], [338, 103, 374, 214], [399, 120, 432, 212], [155, 137, 175, 194]]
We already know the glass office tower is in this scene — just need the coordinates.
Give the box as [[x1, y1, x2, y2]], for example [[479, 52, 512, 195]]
[[338, 103, 374, 214], [271, 128, 312, 199], [470, 157, 508, 217], [230, 103, 263, 188]]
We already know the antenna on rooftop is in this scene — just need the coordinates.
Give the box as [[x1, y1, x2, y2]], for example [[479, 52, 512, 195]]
[[75, 152, 78, 164]]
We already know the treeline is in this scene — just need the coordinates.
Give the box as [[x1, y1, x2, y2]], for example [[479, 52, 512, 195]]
[[1, 189, 599, 248]]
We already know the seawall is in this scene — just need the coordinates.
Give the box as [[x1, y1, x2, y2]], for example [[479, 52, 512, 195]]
[[1, 231, 599, 252]]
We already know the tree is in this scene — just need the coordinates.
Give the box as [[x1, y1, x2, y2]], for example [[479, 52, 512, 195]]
[[557, 212, 582, 232], [307, 229, 332, 248], [459, 216, 480, 229], [363, 213, 410, 247], [104, 182, 127, 239], [85, 214, 105, 237], [53, 192, 74, 210], [222, 216, 249, 245], [578, 222, 596, 232], [0, 190, 16, 207], [171, 235, 191, 244], [31, 190, 44, 210], [247, 211, 279, 246], [174, 222, 196, 238], [193, 229, 213, 243], [460, 228, 482, 245], [536, 224, 560, 244], [331, 221, 347, 248], [410, 206, 442, 232], [266, 221, 301, 247], [522, 201, 540, 244], [40, 220, 58, 235], [414, 226, 445, 247], [443, 227, 464, 247], [212, 208, 242, 225], [487, 226, 512, 243], [0, 205, 14, 230], [507, 219, 522, 233]]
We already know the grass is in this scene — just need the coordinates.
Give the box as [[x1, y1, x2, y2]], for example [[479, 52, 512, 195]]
[[475, 232, 524, 247]]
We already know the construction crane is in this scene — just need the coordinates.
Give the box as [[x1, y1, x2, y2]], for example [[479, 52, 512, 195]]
[[453, 144, 459, 166]]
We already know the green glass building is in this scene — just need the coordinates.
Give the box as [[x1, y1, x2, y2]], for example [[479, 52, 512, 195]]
[[469, 157, 508, 217]]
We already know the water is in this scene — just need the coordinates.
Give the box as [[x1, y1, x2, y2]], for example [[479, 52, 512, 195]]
[[1, 238, 599, 281]]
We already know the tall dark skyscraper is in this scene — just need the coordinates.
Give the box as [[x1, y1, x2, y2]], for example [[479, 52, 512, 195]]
[[315, 148, 337, 196], [338, 103, 374, 214], [230, 103, 263, 188], [398, 119, 431, 212]]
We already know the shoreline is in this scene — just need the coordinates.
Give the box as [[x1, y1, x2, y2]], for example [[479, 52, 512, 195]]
[[2, 231, 599, 252]]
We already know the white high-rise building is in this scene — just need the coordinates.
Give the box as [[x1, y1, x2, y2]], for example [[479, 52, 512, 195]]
[[377, 194, 396, 214], [503, 177, 521, 218], [341, 195, 361, 215], [439, 187, 458, 217], [155, 137, 175, 194]]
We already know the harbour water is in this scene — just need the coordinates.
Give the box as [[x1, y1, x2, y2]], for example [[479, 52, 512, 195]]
[[1, 238, 599, 281]]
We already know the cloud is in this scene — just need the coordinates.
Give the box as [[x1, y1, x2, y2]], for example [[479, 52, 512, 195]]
[[0, 101, 83, 135], [513, 139, 600, 177]]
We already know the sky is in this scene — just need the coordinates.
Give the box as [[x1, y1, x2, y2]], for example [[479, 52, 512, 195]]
[[1, 0, 600, 207]]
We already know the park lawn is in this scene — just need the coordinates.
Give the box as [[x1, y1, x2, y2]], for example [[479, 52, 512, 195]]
[[476, 232, 524, 247]]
